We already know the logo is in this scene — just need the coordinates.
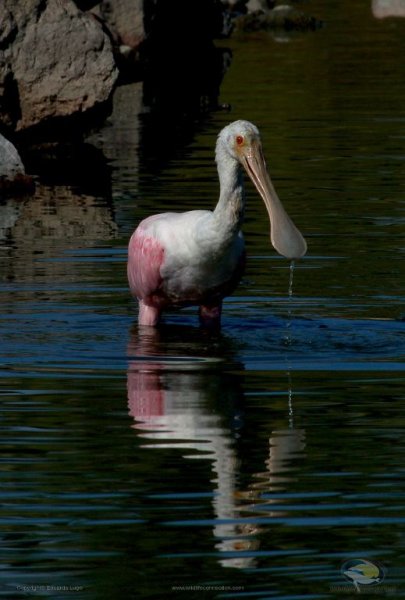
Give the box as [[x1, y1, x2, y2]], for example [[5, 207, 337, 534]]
[[341, 559, 385, 592]]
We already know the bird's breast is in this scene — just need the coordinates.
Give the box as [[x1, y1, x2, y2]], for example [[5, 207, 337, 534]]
[[161, 223, 244, 304]]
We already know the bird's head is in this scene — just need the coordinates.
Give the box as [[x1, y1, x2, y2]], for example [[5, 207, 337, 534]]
[[217, 120, 307, 260], [217, 120, 262, 162]]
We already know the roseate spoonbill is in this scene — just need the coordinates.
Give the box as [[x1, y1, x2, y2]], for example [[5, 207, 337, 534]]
[[128, 120, 307, 327]]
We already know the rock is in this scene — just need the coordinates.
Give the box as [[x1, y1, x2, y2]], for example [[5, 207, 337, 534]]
[[0, 56, 20, 131], [0, 0, 118, 132], [235, 5, 323, 32], [94, 0, 144, 50], [0, 133, 24, 179], [372, 0, 405, 18], [89, 0, 145, 81], [0, 133, 34, 194], [246, 0, 274, 12]]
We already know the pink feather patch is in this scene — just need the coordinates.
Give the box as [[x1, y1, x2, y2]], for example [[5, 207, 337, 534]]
[[127, 229, 165, 304]]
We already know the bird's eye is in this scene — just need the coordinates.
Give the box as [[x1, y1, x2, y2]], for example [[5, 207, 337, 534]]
[[236, 135, 244, 146]]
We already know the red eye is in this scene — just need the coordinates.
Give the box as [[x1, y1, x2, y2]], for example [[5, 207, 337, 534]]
[[236, 135, 244, 146]]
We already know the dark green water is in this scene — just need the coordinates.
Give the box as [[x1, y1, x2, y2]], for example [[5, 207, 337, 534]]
[[0, 2, 404, 598]]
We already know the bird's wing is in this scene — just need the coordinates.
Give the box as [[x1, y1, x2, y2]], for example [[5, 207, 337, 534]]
[[127, 218, 165, 302]]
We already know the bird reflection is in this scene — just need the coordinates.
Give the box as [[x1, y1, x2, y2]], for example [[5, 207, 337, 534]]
[[127, 324, 243, 440], [127, 324, 306, 569]]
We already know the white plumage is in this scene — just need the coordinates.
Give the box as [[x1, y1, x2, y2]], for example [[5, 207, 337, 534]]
[[127, 120, 306, 327]]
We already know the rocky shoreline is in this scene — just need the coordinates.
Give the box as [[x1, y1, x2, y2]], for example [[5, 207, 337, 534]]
[[0, 0, 322, 193]]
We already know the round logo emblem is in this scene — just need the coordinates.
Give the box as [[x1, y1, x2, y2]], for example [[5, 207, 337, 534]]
[[341, 559, 385, 589]]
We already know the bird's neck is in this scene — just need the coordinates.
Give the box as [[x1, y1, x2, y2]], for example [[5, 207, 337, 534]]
[[213, 155, 245, 234]]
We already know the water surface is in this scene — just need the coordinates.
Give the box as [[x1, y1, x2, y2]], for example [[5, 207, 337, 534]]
[[0, 2, 404, 598]]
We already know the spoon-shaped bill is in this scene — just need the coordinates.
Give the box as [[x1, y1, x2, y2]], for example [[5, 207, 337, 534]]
[[242, 141, 307, 259]]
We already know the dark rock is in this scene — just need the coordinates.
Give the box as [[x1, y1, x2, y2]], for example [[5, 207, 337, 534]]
[[144, 0, 226, 47], [94, 0, 144, 50], [0, 0, 118, 133], [140, 0, 231, 117], [219, 0, 249, 14], [21, 141, 111, 195], [89, 0, 145, 83], [74, 0, 100, 10], [0, 55, 21, 130]]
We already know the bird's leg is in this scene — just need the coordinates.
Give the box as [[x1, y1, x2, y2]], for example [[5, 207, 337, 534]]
[[138, 300, 161, 327], [199, 303, 222, 329]]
